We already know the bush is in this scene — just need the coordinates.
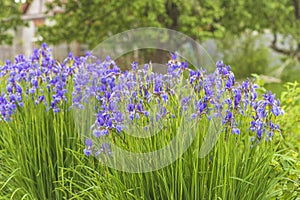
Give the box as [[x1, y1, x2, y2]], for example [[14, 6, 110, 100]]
[[216, 32, 270, 79], [280, 59, 300, 83], [279, 81, 300, 150], [271, 81, 300, 199]]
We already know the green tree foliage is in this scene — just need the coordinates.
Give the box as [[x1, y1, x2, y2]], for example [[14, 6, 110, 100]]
[[220, 0, 300, 60], [0, 1, 24, 45], [217, 32, 270, 79], [38, 0, 225, 48], [39, 0, 300, 60]]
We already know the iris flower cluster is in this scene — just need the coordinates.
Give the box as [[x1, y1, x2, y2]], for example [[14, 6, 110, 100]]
[[0, 44, 80, 121], [0, 45, 284, 157]]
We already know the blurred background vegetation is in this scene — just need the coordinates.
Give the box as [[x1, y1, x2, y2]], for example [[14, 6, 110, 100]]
[[1, 0, 300, 93]]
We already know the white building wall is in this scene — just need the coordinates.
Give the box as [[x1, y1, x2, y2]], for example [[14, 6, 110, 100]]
[[0, 0, 88, 62], [21, 21, 36, 57]]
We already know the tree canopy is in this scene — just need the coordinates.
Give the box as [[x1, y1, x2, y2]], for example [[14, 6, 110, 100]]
[[38, 0, 225, 47], [36, 0, 299, 60], [220, 0, 300, 59], [0, 1, 24, 45]]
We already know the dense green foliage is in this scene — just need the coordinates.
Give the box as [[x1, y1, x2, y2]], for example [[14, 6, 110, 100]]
[[217, 32, 270, 79], [38, 0, 225, 47], [39, 0, 300, 60], [272, 82, 300, 199], [0, 1, 24, 45], [279, 82, 300, 151]]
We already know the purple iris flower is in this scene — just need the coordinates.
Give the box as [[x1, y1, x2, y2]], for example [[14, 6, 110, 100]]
[[161, 93, 168, 103], [127, 104, 134, 112], [170, 52, 177, 60], [225, 73, 235, 89], [234, 89, 242, 108], [232, 127, 240, 135]]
